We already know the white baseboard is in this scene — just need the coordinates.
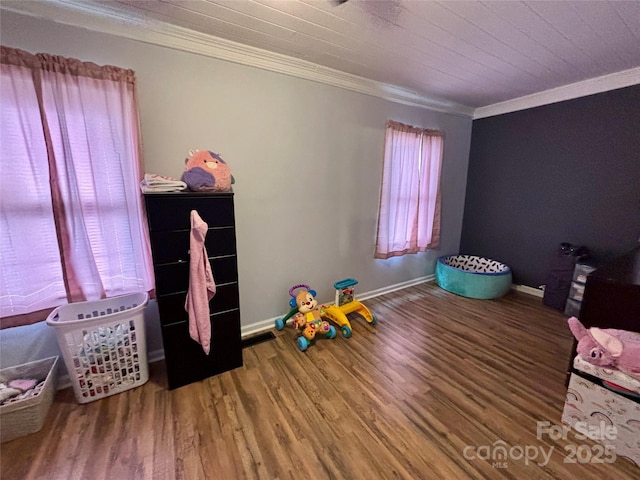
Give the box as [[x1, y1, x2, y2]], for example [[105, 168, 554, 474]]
[[57, 376, 71, 390], [148, 348, 165, 364], [357, 275, 435, 301], [240, 275, 435, 338], [57, 275, 436, 388], [56, 276, 531, 389], [512, 284, 544, 298], [241, 317, 282, 338], [145, 275, 435, 364]]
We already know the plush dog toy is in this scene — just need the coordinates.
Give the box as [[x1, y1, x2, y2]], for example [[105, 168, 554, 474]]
[[568, 316, 640, 379], [292, 289, 331, 341], [182, 149, 233, 192]]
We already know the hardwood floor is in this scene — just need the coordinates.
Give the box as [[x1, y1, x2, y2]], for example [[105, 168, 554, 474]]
[[2, 282, 638, 479]]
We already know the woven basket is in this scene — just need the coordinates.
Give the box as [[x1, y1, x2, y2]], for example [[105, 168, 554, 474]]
[[0, 356, 58, 443]]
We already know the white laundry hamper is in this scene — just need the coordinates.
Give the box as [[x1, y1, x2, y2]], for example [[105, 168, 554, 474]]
[[46, 292, 149, 404]]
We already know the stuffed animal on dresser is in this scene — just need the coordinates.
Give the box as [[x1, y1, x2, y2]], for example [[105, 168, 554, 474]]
[[182, 149, 234, 192]]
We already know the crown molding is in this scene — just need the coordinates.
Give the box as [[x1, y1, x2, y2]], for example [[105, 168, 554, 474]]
[[5, 1, 636, 120], [474, 67, 640, 119], [1, 0, 475, 117]]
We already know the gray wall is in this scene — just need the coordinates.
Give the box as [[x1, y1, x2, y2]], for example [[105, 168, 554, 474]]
[[461, 85, 640, 288], [0, 11, 472, 369]]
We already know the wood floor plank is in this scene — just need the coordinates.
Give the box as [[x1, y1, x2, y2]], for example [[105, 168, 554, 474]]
[[1, 282, 638, 479]]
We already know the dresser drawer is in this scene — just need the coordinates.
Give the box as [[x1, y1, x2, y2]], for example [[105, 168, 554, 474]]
[[153, 255, 238, 295], [156, 282, 240, 326], [161, 309, 242, 390], [146, 194, 235, 232], [149, 227, 236, 264]]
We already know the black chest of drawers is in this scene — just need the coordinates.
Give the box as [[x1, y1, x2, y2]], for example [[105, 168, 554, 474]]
[[579, 245, 640, 331], [565, 246, 640, 385], [144, 192, 243, 389]]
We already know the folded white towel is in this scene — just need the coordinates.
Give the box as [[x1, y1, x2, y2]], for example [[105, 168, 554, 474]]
[[141, 184, 186, 192], [140, 173, 187, 193]]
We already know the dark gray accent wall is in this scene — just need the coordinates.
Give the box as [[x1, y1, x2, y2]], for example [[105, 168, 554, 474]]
[[461, 85, 640, 288]]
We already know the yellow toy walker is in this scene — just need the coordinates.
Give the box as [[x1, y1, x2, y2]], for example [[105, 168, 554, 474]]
[[322, 278, 377, 338], [275, 278, 376, 350]]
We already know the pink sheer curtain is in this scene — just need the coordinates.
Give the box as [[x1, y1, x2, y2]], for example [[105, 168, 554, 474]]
[[375, 120, 444, 259], [0, 46, 154, 329], [417, 133, 443, 249]]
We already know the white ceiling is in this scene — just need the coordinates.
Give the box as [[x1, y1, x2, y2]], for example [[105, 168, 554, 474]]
[[3, 0, 640, 118]]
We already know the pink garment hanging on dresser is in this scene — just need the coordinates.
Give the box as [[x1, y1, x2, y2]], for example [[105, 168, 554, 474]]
[[185, 210, 217, 354]]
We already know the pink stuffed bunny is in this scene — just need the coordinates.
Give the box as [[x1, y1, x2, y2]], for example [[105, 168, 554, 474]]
[[568, 316, 640, 379]]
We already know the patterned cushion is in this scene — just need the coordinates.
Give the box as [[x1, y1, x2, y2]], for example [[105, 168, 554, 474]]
[[442, 255, 510, 274]]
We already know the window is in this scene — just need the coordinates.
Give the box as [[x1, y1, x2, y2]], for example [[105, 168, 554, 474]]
[[0, 46, 154, 329], [375, 120, 444, 259]]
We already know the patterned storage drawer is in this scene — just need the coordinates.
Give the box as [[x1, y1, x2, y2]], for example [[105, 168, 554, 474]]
[[567, 281, 585, 302], [564, 298, 582, 317], [562, 371, 640, 467], [572, 262, 597, 285], [145, 192, 243, 390], [564, 262, 596, 316]]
